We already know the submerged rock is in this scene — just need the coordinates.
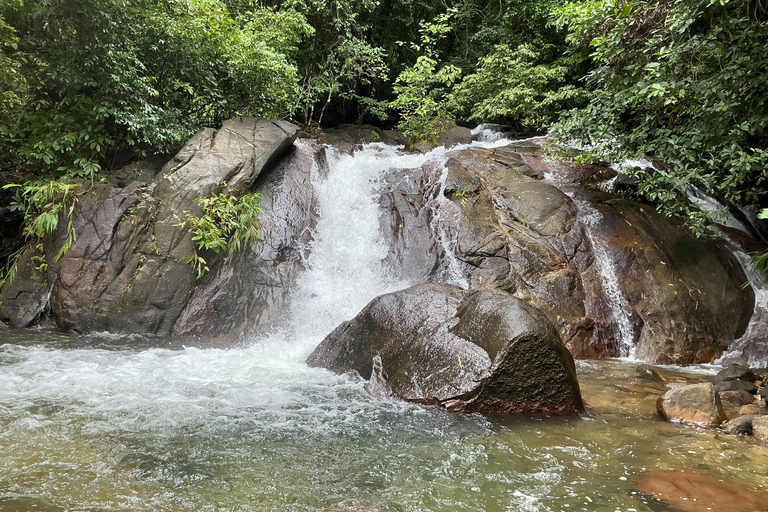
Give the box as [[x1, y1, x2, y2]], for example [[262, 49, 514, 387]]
[[636, 470, 768, 512], [635, 365, 664, 382], [307, 283, 584, 415], [657, 383, 726, 427]]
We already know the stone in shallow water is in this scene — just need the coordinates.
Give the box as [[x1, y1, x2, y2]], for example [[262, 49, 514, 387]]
[[722, 414, 760, 434], [307, 282, 584, 415], [656, 383, 726, 427], [636, 470, 768, 512], [754, 416, 768, 444], [713, 363, 756, 384], [719, 389, 756, 406], [716, 379, 758, 394]]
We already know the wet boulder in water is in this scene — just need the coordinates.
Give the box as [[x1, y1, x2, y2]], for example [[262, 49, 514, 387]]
[[307, 283, 584, 415], [377, 139, 752, 363], [657, 383, 726, 427], [713, 363, 756, 384]]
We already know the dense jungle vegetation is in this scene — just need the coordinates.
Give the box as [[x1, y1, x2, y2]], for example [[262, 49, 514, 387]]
[[0, 0, 766, 242]]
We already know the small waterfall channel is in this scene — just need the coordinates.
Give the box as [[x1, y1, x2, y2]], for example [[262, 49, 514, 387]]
[[1, 139, 768, 511], [570, 198, 638, 358]]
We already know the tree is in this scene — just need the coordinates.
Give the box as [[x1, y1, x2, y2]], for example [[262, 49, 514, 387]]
[[0, 0, 310, 178], [554, 0, 768, 225]]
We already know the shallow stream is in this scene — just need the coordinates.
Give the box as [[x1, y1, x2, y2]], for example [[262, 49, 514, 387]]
[[1, 141, 767, 511]]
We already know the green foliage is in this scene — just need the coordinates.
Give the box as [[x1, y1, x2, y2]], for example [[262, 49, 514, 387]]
[[275, 0, 390, 125], [177, 189, 264, 278], [4, 180, 79, 261], [1, 0, 311, 178], [0, 179, 79, 291], [390, 8, 461, 143], [553, 0, 768, 222], [450, 188, 472, 208], [448, 43, 588, 129]]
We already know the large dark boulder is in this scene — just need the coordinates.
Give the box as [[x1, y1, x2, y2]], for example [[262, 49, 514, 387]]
[[307, 283, 584, 415], [3, 118, 300, 335], [377, 140, 752, 363]]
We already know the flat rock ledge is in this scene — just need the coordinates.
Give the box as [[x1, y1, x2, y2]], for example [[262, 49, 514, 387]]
[[307, 283, 584, 415]]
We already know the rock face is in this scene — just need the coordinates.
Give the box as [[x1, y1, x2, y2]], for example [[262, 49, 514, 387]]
[[1, 118, 306, 335], [377, 140, 752, 363], [0, 244, 51, 327], [307, 283, 584, 415], [657, 383, 726, 427], [173, 141, 321, 336]]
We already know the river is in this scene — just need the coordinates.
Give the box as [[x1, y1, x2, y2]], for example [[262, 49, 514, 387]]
[[1, 141, 767, 511]]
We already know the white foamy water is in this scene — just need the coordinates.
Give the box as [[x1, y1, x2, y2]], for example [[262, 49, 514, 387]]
[[288, 143, 446, 344], [2, 139, 768, 512], [572, 199, 637, 358], [718, 250, 768, 367]]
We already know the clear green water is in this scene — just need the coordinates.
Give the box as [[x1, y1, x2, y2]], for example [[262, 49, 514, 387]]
[[3, 141, 768, 511], [1, 330, 767, 512]]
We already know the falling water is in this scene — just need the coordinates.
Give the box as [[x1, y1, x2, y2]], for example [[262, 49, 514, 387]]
[[572, 199, 638, 358], [718, 250, 768, 367], [423, 164, 471, 288], [2, 139, 768, 511]]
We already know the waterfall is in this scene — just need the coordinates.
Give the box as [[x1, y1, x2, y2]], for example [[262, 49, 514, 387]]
[[718, 250, 768, 366], [571, 198, 638, 358], [287, 143, 465, 348]]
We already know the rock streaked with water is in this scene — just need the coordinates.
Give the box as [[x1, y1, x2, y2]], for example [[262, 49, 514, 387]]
[[377, 140, 753, 363], [307, 282, 584, 415]]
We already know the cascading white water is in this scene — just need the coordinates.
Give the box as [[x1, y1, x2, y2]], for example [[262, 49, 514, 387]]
[[571, 199, 637, 358], [718, 250, 768, 367], [288, 143, 469, 345], [423, 164, 471, 289], [4, 139, 768, 512]]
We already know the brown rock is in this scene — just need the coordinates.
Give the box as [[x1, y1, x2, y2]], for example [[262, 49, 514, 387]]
[[657, 383, 726, 427], [722, 415, 760, 434], [307, 283, 584, 415], [754, 416, 768, 444], [636, 470, 768, 512], [719, 389, 756, 406], [740, 403, 767, 415]]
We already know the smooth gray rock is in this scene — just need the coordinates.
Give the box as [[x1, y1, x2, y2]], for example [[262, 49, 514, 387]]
[[307, 283, 584, 415], [173, 140, 322, 336]]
